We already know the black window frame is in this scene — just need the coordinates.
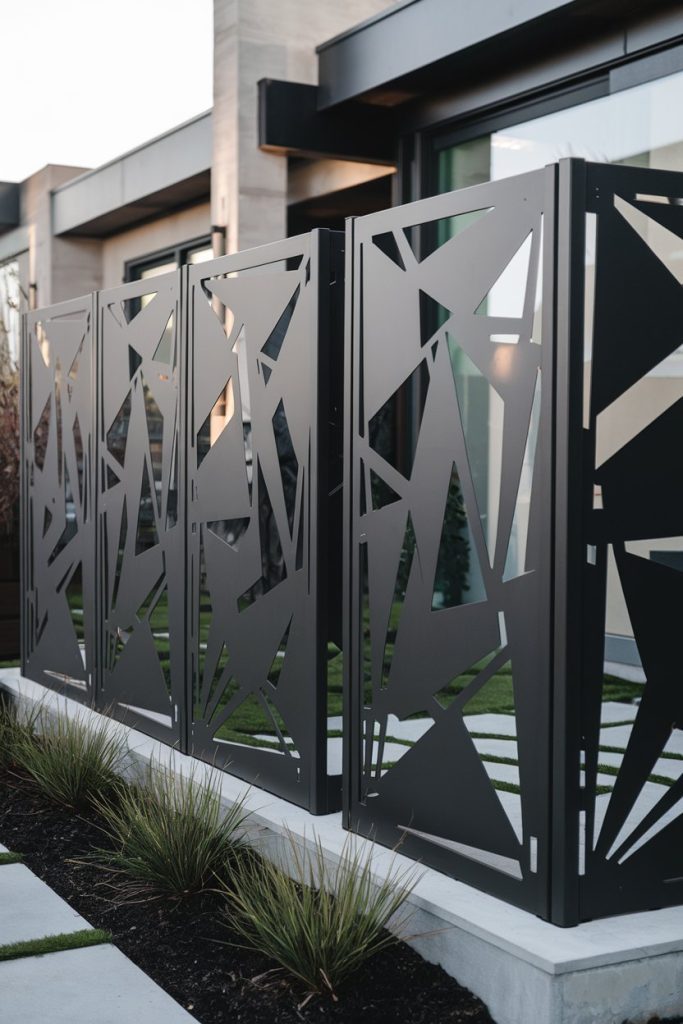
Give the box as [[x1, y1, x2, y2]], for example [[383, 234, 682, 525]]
[[409, 39, 683, 208]]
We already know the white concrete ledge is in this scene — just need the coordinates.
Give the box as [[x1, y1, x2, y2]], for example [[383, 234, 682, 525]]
[[2, 668, 682, 1024]]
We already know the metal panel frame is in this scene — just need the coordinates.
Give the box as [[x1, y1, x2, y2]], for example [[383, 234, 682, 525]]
[[560, 160, 683, 924], [21, 294, 97, 703], [95, 271, 186, 746], [344, 165, 557, 917], [185, 230, 344, 812]]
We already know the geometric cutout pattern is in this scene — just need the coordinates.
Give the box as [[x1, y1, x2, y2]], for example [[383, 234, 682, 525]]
[[349, 168, 551, 919], [368, 359, 429, 481], [186, 234, 342, 811], [97, 273, 181, 744], [23, 296, 95, 699], [578, 164, 683, 923]]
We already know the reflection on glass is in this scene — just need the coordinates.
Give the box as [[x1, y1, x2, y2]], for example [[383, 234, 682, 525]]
[[187, 246, 214, 265], [448, 338, 502, 565], [438, 67, 683, 662]]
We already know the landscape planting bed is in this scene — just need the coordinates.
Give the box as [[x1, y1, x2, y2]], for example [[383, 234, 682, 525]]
[[0, 765, 495, 1024]]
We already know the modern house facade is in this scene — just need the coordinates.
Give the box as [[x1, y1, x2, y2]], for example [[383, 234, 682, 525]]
[[4, 0, 683, 670], [5, 4, 683, 1020]]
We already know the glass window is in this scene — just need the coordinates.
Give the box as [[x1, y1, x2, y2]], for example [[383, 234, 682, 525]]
[[139, 260, 177, 282], [186, 244, 213, 265], [126, 236, 213, 283], [436, 67, 683, 658], [437, 69, 683, 192]]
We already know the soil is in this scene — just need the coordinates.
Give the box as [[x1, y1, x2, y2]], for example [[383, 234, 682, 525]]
[[0, 766, 495, 1024]]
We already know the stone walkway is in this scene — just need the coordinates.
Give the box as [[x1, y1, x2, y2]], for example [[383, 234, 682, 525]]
[[0, 842, 196, 1024]]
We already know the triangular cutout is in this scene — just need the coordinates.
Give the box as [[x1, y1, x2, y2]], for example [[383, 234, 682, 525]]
[[128, 345, 143, 379], [447, 334, 503, 563], [370, 468, 401, 511], [475, 231, 532, 319], [261, 284, 300, 360], [106, 464, 120, 490], [47, 464, 77, 566], [262, 363, 272, 386], [504, 369, 541, 581], [207, 518, 250, 550], [433, 648, 502, 711], [403, 207, 493, 261], [295, 476, 305, 571], [419, 289, 450, 346], [73, 415, 84, 503], [273, 399, 298, 534], [197, 378, 234, 468], [368, 359, 429, 480], [266, 616, 292, 688], [237, 463, 287, 610], [135, 571, 166, 623], [107, 390, 131, 468], [42, 507, 52, 536], [200, 640, 232, 722], [431, 461, 486, 609], [142, 377, 164, 514], [213, 689, 273, 746], [152, 312, 174, 364], [120, 292, 157, 326], [381, 512, 417, 690], [33, 395, 51, 471], [111, 498, 127, 613], [372, 231, 405, 271], [135, 461, 159, 555], [67, 336, 84, 383]]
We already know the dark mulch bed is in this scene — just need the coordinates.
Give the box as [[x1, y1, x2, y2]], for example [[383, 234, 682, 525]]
[[0, 766, 494, 1024]]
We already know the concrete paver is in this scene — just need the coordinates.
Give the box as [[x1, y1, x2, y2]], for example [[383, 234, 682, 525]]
[[0, 864, 90, 947], [0, 944, 197, 1023]]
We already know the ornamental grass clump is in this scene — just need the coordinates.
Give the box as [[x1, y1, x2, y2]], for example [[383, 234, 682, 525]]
[[0, 696, 38, 770], [221, 830, 418, 1002], [14, 708, 128, 810], [91, 761, 251, 901]]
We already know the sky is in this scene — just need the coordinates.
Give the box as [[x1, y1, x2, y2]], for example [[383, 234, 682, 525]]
[[0, 0, 213, 182]]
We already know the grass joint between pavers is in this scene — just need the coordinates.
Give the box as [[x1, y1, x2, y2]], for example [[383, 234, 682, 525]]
[[0, 928, 111, 962], [0, 852, 23, 865]]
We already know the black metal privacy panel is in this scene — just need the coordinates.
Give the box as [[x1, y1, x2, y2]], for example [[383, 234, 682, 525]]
[[186, 232, 343, 811], [556, 161, 683, 923], [21, 229, 343, 814], [344, 167, 556, 916], [21, 164, 683, 922], [96, 273, 185, 745], [22, 296, 97, 700]]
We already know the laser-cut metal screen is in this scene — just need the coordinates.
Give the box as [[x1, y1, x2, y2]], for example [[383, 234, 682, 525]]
[[21, 230, 343, 815], [97, 273, 185, 745], [345, 167, 556, 917], [186, 232, 343, 811], [559, 161, 683, 924], [22, 296, 96, 701], [21, 164, 683, 922]]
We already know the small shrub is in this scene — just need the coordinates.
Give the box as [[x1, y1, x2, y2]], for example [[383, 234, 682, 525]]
[[91, 761, 251, 901], [0, 696, 39, 770], [221, 831, 418, 1001], [14, 708, 128, 810]]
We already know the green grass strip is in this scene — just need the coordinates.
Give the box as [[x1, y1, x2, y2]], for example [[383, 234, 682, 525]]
[[0, 928, 111, 962], [0, 852, 23, 865], [599, 743, 683, 762], [480, 753, 519, 767], [467, 732, 517, 742]]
